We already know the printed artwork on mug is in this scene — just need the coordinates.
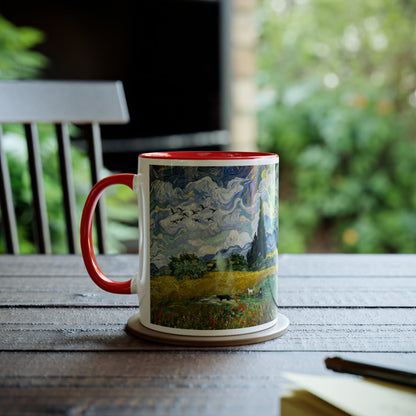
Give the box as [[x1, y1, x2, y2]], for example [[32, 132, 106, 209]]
[[149, 164, 279, 330]]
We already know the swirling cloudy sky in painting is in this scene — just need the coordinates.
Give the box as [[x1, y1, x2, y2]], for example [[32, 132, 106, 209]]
[[149, 164, 278, 269]]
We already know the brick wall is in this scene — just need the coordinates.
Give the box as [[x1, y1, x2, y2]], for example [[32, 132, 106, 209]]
[[231, 0, 258, 151]]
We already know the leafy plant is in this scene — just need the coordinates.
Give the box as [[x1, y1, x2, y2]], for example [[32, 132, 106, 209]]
[[0, 15, 138, 253], [1, 124, 138, 253], [257, 0, 416, 253], [0, 15, 47, 79]]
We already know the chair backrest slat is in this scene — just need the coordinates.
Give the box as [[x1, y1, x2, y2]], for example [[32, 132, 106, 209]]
[[0, 80, 129, 254], [0, 81, 129, 123], [25, 123, 52, 254], [0, 126, 19, 254], [56, 123, 78, 254]]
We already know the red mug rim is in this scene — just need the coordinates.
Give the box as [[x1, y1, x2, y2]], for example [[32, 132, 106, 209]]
[[139, 151, 278, 160]]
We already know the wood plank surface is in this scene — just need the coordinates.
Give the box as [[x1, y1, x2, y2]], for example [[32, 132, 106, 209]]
[[0, 254, 415, 416], [1, 276, 415, 307], [1, 255, 415, 308], [1, 307, 415, 352], [1, 253, 415, 277], [0, 351, 414, 416]]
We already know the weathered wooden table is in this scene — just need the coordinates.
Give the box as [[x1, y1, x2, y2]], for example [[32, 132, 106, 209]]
[[1, 254, 415, 415]]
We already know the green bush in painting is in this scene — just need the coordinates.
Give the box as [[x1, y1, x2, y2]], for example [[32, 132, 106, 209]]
[[257, 0, 416, 253], [169, 253, 208, 281]]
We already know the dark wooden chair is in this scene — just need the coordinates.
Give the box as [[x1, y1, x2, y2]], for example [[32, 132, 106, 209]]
[[0, 80, 129, 254]]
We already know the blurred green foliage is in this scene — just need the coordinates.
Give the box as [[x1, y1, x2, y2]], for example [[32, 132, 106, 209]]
[[2, 125, 138, 253], [0, 15, 48, 79], [0, 16, 138, 253], [257, 0, 416, 253]]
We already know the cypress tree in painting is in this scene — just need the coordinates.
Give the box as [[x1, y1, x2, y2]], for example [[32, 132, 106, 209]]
[[257, 199, 267, 260], [247, 198, 267, 269], [247, 233, 258, 269]]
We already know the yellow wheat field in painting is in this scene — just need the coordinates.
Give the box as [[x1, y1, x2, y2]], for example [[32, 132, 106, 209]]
[[151, 265, 278, 306]]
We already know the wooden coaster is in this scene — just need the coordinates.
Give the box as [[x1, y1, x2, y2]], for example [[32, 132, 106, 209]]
[[126, 313, 289, 346]]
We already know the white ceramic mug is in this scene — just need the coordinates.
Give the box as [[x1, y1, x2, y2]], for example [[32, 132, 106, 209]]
[[81, 151, 282, 339]]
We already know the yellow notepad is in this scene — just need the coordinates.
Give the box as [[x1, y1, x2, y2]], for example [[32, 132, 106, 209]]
[[281, 372, 416, 416]]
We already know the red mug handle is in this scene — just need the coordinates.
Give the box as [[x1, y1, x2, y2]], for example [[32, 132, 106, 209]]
[[80, 173, 136, 294]]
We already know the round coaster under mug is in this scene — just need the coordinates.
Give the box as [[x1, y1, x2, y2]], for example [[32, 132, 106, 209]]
[[126, 312, 290, 347]]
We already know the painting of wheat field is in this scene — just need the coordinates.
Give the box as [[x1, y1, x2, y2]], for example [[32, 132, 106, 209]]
[[149, 163, 279, 330]]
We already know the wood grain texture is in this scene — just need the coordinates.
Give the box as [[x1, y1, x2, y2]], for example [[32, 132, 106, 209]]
[[1, 307, 414, 352], [1, 255, 415, 308], [1, 276, 415, 307], [0, 255, 138, 277], [0, 254, 415, 416], [1, 253, 415, 277], [0, 351, 414, 416]]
